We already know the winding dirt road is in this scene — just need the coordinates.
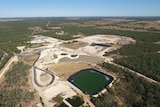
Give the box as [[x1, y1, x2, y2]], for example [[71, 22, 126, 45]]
[[32, 53, 55, 87]]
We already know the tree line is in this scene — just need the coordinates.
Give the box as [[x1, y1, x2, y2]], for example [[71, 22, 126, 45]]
[[91, 63, 160, 107]]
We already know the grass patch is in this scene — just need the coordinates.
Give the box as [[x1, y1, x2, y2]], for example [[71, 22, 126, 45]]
[[66, 96, 84, 107], [53, 95, 63, 105]]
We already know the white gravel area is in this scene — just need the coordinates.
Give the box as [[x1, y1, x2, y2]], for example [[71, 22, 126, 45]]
[[44, 81, 77, 100], [79, 35, 121, 44]]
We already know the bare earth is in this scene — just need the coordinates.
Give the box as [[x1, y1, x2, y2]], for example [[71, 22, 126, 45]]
[[61, 41, 88, 49], [20, 54, 38, 65], [46, 62, 92, 80], [40, 73, 51, 81]]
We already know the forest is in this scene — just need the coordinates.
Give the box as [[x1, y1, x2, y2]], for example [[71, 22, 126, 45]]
[[91, 63, 160, 107], [103, 28, 160, 82], [110, 40, 160, 82], [115, 54, 160, 82]]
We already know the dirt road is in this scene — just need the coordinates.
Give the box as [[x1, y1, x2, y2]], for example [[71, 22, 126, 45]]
[[0, 56, 18, 81], [110, 62, 160, 85]]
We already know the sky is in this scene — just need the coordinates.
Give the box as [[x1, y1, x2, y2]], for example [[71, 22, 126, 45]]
[[0, 0, 160, 18]]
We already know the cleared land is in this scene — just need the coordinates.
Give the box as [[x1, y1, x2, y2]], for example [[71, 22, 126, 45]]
[[46, 62, 91, 80], [61, 41, 88, 49], [20, 54, 38, 65]]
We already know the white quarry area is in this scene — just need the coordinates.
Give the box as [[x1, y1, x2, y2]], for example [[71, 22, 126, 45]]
[[44, 81, 77, 100], [80, 35, 121, 44], [30, 35, 61, 44], [16, 46, 25, 52], [37, 47, 87, 65], [30, 34, 135, 72], [30, 34, 135, 65], [76, 34, 135, 57], [28, 34, 135, 106], [79, 34, 135, 44], [78, 45, 113, 57]]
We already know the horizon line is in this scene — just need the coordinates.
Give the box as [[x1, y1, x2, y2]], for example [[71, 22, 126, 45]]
[[1, 16, 160, 19]]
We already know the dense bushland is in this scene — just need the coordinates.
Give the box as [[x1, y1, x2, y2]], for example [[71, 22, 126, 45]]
[[91, 63, 160, 107]]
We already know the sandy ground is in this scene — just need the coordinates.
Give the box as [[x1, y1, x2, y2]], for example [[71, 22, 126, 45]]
[[35, 68, 53, 86], [61, 41, 88, 49], [46, 62, 92, 80], [44, 81, 77, 100], [20, 54, 38, 65], [78, 35, 121, 44], [40, 73, 51, 81], [59, 55, 104, 64]]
